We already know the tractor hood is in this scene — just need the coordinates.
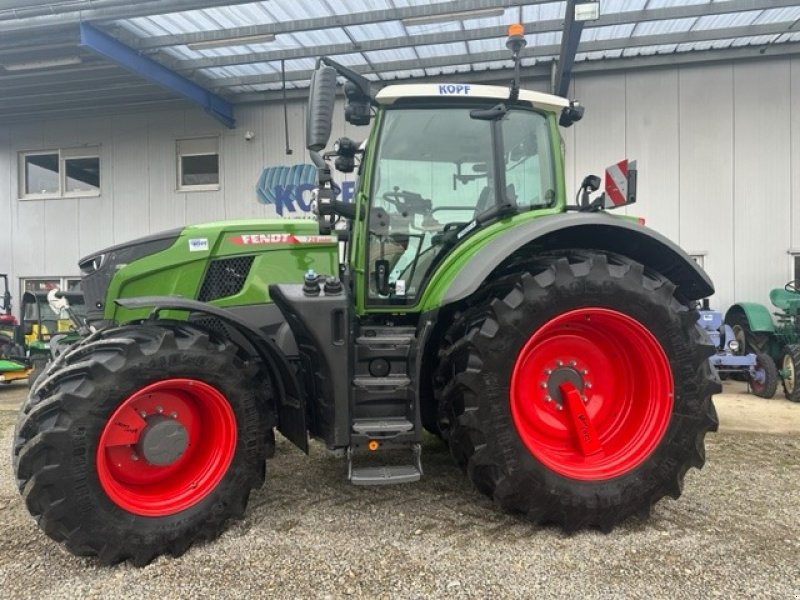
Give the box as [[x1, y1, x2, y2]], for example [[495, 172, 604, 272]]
[[77, 219, 339, 325]]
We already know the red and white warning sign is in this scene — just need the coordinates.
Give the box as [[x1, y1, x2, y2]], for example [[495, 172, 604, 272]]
[[228, 233, 336, 246], [604, 159, 636, 207]]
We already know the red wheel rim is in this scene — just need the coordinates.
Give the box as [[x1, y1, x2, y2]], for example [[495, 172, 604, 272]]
[[510, 308, 673, 480], [96, 379, 237, 516]]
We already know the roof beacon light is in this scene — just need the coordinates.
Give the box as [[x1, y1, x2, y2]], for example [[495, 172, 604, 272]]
[[506, 24, 527, 101], [507, 23, 526, 49]]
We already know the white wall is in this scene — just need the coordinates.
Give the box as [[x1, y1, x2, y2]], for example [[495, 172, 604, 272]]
[[1, 55, 798, 312]]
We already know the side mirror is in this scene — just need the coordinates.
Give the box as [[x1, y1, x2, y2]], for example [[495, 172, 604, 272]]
[[559, 101, 585, 127], [344, 81, 371, 126], [306, 65, 338, 152]]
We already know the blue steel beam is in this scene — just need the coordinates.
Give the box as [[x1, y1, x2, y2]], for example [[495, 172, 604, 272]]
[[552, 0, 586, 98], [79, 22, 235, 128]]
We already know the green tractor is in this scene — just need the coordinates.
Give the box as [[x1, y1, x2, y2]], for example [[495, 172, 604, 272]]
[[14, 32, 719, 566], [0, 277, 87, 385], [0, 273, 32, 385], [725, 281, 800, 401], [20, 288, 88, 383]]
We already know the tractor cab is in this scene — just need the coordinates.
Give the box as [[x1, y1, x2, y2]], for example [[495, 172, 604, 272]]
[[362, 88, 563, 306], [306, 71, 573, 313]]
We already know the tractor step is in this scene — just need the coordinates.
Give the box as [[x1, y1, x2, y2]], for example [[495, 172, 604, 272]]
[[347, 443, 423, 486], [350, 465, 421, 486], [352, 418, 413, 436]]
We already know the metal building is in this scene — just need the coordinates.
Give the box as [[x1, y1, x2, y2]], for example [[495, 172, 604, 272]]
[[1, 0, 799, 311]]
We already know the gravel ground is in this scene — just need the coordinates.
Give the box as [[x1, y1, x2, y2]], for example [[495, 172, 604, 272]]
[[1, 382, 799, 599]]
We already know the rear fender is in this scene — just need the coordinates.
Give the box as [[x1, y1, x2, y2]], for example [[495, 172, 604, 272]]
[[437, 212, 714, 307], [115, 296, 308, 453], [724, 303, 776, 333]]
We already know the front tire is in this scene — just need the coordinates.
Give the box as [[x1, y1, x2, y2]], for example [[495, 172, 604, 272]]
[[436, 251, 719, 531], [781, 344, 800, 402], [13, 322, 272, 565], [750, 352, 778, 399]]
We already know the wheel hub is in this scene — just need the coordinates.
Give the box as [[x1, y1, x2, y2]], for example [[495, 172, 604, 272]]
[[543, 364, 588, 408], [136, 416, 189, 466]]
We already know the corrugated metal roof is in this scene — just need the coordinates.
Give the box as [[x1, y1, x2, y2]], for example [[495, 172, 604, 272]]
[[110, 0, 800, 92], [0, 0, 798, 122]]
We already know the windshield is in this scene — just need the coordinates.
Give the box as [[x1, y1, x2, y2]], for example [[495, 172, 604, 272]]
[[367, 106, 555, 304]]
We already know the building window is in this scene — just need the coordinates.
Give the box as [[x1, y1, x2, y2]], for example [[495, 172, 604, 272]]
[[177, 137, 220, 191], [19, 148, 100, 199]]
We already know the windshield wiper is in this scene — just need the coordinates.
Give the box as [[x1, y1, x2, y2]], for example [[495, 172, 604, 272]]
[[470, 104, 507, 121]]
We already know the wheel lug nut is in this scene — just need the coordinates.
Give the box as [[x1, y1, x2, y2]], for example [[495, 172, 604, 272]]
[[569, 360, 576, 367], [581, 369, 588, 375], [139, 411, 147, 418], [156, 406, 163, 413], [540, 382, 547, 389], [582, 395, 588, 403], [545, 369, 552, 375], [557, 360, 564, 367], [170, 411, 178, 419], [131, 453, 139, 462], [556, 405, 563, 411], [544, 395, 552, 403], [585, 382, 593, 389]]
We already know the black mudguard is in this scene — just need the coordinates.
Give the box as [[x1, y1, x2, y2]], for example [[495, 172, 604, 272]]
[[115, 296, 308, 453], [442, 212, 714, 305]]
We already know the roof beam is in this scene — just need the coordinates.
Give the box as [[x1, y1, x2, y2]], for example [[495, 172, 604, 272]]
[[79, 22, 235, 128], [0, 72, 147, 95], [0, 98, 189, 124], [0, 80, 158, 105], [0, 0, 261, 33], [209, 20, 796, 88], [171, 0, 794, 71], [0, 85, 170, 110], [134, 0, 541, 50]]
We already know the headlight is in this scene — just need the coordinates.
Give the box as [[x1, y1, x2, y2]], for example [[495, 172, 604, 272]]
[[728, 340, 740, 353]]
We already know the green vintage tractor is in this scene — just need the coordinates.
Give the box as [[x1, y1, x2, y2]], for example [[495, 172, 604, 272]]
[[725, 281, 800, 401], [14, 31, 718, 566]]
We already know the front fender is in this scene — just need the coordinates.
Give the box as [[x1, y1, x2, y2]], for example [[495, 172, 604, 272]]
[[424, 212, 713, 309], [116, 296, 309, 454], [725, 302, 776, 333]]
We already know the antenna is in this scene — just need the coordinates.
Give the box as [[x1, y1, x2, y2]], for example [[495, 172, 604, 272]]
[[282, 59, 293, 155], [506, 23, 527, 102]]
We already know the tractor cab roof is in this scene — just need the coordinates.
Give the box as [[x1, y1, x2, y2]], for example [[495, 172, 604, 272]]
[[375, 83, 570, 113]]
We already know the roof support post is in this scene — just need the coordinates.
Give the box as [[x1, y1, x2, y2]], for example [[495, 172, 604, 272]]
[[552, 0, 596, 98], [78, 22, 235, 128]]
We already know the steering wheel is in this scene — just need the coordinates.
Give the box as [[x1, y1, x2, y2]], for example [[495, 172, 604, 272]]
[[785, 280, 800, 293], [382, 188, 431, 215]]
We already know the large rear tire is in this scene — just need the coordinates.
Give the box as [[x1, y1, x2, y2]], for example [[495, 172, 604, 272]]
[[13, 322, 272, 565], [435, 251, 719, 531]]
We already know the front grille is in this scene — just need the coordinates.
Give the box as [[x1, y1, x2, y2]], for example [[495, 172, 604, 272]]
[[197, 256, 254, 302]]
